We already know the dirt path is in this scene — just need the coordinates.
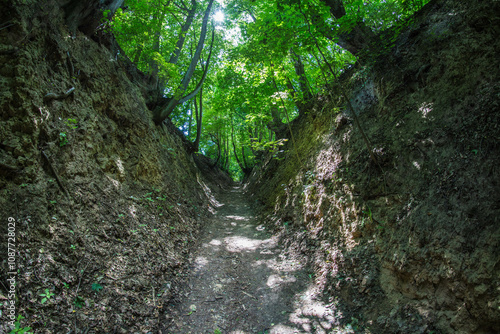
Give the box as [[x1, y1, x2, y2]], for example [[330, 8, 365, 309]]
[[161, 186, 336, 334]]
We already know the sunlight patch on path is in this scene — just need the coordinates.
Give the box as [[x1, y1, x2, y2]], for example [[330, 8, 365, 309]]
[[193, 255, 208, 270], [253, 256, 306, 272], [209, 239, 222, 246], [268, 324, 301, 333], [224, 235, 276, 252], [288, 284, 339, 333], [267, 274, 297, 289], [226, 214, 248, 221]]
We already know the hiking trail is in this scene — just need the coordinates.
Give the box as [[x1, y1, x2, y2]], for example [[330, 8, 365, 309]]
[[162, 186, 336, 333]]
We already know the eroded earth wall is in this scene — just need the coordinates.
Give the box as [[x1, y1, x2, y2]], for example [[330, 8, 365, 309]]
[[248, 1, 500, 333], [0, 1, 218, 332]]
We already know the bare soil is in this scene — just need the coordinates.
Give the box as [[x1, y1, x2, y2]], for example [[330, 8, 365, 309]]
[[162, 186, 339, 334]]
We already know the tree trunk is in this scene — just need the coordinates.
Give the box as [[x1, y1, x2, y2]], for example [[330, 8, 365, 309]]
[[168, 0, 197, 66], [224, 133, 230, 171], [192, 88, 203, 152], [153, 0, 215, 124], [209, 132, 221, 167], [230, 115, 251, 176], [149, 11, 162, 84], [241, 145, 252, 175], [187, 101, 193, 139], [318, 0, 378, 57], [267, 105, 287, 138], [64, 0, 124, 35], [290, 48, 312, 101], [231, 118, 244, 171]]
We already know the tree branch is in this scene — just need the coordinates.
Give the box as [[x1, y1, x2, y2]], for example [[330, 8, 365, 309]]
[[178, 27, 215, 105], [153, 0, 215, 124]]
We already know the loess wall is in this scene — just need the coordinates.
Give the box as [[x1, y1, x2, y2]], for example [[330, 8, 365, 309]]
[[248, 0, 500, 333], [0, 1, 220, 332]]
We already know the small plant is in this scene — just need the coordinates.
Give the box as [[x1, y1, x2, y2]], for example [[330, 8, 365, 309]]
[[19, 183, 28, 188], [59, 132, 68, 146], [347, 317, 360, 330], [362, 206, 373, 223], [187, 304, 196, 315], [305, 170, 315, 182], [9, 314, 32, 334], [49, 200, 57, 204], [64, 118, 78, 129], [91, 283, 103, 292], [214, 329, 222, 334], [74, 295, 85, 308], [63, 282, 70, 289], [40, 289, 54, 304], [166, 147, 177, 157], [70, 245, 76, 250]]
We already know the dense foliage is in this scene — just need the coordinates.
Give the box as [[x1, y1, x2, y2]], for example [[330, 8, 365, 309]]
[[108, 0, 429, 180]]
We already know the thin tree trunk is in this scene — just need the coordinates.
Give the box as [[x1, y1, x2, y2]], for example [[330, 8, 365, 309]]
[[211, 132, 221, 167], [271, 73, 303, 167], [153, 0, 215, 124], [150, 1, 170, 79], [225, 133, 230, 170], [193, 87, 203, 152], [241, 146, 249, 170], [290, 48, 312, 103], [231, 117, 244, 172], [168, 0, 197, 65], [187, 101, 193, 138]]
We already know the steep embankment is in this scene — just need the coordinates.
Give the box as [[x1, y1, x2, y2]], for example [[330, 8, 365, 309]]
[[0, 2, 227, 332], [248, 1, 500, 333]]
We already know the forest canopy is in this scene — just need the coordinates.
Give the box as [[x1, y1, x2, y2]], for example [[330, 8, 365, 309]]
[[106, 0, 429, 179]]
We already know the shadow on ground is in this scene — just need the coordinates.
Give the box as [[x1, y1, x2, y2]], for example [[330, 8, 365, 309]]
[[161, 186, 357, 334]]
